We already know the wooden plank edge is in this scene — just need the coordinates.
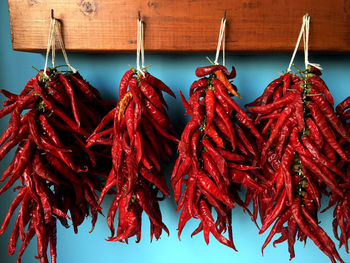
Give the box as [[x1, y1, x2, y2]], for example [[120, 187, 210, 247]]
[[11, 46, 350, 54]]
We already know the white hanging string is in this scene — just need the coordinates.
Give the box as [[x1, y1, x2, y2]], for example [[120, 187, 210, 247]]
[[222, 21, 226, 66], [55, 21, 77, 73], [51, 24, 56, 68], [141, 19, 145, 69], [287, 14, 322, 72], [44, 11, 77, 75], [214, 17, 226, 65], [43, 17, 55, 76], [287, 14, 307, 72], [136, 19, 141, 72], [303, 15, 322, 70], [136, 17, 145, 76]]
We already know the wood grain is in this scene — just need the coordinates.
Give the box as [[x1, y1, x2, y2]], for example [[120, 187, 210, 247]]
[[8, 0, 350, 52]]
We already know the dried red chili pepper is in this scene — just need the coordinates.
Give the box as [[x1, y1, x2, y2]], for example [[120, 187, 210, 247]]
[[308, 102, 348, 161], [310, 92, 350, 141], [308, 74, 334, 106], [195, 65, 228, 78], [337, 96, 350, 112], [142, 72, 176, 98]]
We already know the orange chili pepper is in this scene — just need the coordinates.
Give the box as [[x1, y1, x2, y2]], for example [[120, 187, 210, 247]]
[[214, 70, 241, 99], [117, 91, 133, 123]]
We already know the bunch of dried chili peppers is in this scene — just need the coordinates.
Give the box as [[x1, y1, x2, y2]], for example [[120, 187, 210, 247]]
[[88, 67, 177, 243], [332, 96, 350, 254], [172, 64, 264, 249], [246, 66, 349, 262], [0, 67, 111, 263]]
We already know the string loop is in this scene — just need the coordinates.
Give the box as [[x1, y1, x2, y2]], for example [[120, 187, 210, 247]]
[[55, 21, 77, 73], [214, 17, 226, 66], [44, 11, 77, 76], [43, 17, 56, 76], [136, 16, 145, 76], [303, 15, 322, 70], [287, 14, 322, 72]]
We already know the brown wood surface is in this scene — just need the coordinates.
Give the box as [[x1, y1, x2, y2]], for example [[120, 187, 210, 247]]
[[8, 0, 350, 52]]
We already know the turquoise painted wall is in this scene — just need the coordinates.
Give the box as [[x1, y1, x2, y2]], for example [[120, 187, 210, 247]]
[[1, 1, 349, 262]]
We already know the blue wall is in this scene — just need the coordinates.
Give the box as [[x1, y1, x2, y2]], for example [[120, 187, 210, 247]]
[[1, 1, 349, 263]]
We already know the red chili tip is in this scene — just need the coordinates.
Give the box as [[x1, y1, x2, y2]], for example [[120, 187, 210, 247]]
[[89, 225, 95, 233]]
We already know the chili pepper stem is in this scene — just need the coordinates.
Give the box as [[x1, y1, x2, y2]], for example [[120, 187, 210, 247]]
[[206, 57, 215, 65], [32, 66, 40, 72]]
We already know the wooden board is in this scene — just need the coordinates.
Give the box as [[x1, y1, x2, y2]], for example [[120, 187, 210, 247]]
[[8, 0, 350, 52]]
